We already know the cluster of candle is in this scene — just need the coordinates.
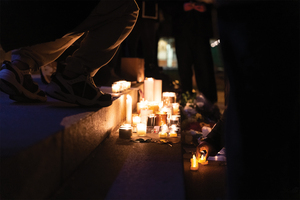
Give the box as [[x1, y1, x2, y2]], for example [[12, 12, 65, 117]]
[[112, 80, 131, 93], [120, 77, 181, 139], [190, 152, 208, 171], [132, 91, 180, 137]]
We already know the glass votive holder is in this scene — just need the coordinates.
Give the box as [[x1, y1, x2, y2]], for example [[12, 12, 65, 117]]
[[162, 92, 176, 106], [137, 123, 146, 136], [119, 124, 132, 139], [155, 112, 167, 126]]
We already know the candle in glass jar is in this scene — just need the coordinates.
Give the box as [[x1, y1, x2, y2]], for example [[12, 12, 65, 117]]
[[119, 124, 132, 139], [162, 92, 176, 106], [155, 112, 167, 126], [148, 102, 159, 113], [132, 114, 141, 126], [137, 123, 146, 136], [190, 155, 199, 171], [172, 103, 180, 115]]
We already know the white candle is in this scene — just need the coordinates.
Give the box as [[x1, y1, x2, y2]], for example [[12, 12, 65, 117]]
[[190, 155, 199, 171], [126, 95, 132, 124], [137, 123, 146, 136], [144, 77, 154, 102], [153, 79, 162, 102]]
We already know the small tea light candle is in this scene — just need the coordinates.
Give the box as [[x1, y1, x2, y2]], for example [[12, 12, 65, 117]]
[[159, 131, 167, 138], [169, 131, 177, 138], [199, 154, 208, 165], [137, 123, 146, 136], [190, 155, 199, 171], [119, 124, 132, 139]]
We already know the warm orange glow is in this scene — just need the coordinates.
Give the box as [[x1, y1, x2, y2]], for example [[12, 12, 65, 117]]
[[190, 155, 199, 171]]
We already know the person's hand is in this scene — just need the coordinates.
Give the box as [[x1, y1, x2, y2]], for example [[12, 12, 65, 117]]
[[184, 2, 194, 11], [196, 140, 217, 161]]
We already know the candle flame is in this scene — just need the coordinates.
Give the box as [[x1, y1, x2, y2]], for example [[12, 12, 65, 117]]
[[192, 155, 197, 167], [201, 154, 205, 160]]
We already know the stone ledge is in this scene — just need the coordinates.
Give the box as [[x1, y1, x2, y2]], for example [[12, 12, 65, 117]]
[[0, 80, 142, 199]]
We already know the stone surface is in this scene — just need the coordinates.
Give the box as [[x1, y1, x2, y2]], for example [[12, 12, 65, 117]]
[[0, 75, 142, 199]]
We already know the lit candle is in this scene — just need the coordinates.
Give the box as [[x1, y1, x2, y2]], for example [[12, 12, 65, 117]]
[[132, 114, 141, 126], [162, 92, 176, 106], [161, 124, 169, 133], [119, 124, 132, 139], [190, 155, 199, 171], [169, 131, 177, 138], [126, 95, 132, 124], [170, 115, 179, 126], [112, 82, 120, 93], [144, 77, 154, 102], [148, 102, 159, 113], [159, 131, 167, 138], [161, 105, 173, 120], [199, 154, 208, 165], [153, 79, 162, 102], [137, 100, 147, 114], [172, 103, 180, 115], [137, 123, 146, 136], [140, 109, 153, 124], [119, 80, 127, 91], [155, 112, 167, 126], [125, 81, 131, 90]]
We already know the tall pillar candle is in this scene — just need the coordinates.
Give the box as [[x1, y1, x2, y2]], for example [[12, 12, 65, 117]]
[[126, 95, 132, 124], [144, 78, 154, 101], [153, 79, 162, 102]]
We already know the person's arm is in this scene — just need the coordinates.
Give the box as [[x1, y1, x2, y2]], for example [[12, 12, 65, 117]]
[[196, 109, 226, 161]]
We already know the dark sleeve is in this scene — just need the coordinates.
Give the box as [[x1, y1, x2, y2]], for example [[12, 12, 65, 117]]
[[203, 109, 226, 152]]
